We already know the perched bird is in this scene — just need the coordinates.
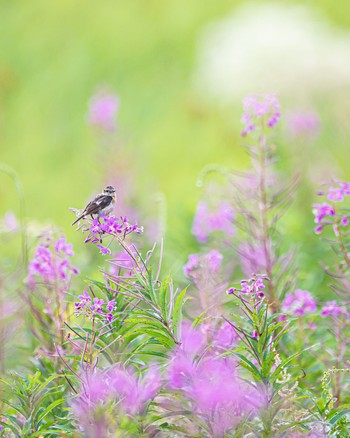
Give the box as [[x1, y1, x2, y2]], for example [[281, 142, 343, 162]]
[[71, 185, 116, 226]]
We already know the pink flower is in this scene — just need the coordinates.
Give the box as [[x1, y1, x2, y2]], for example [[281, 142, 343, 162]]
[[192, 201, 235, 243], [282, 289, 317, 316], [241, 94, 281, 137], [88, 90, 119, 131], [286, 110, 320, 140], [321, 301, 347, 318]]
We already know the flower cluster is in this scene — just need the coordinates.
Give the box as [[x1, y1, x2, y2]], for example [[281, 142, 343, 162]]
[[238, 242, 268, 277], [87, 90, 119, 132], [83, 215, 143, 254], [282, 289, 317, 316], [183, 250, 223, 284], [167, 323, 252, 436], [74, 365, 161, 416], [241, 94, 281, 137], [313, 182, 350, 234], [74, 290, 116, 323], [192, 201, 235, 243], [321, 301, 348, 318], [27, 235, 78, 289], [227, 274, 267, 299]]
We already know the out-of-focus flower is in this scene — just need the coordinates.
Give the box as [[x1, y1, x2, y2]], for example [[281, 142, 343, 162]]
[[109, 366, 161, 415], [286, 110, 321, 140], [167, 322, 253, 436], [241, 94, 281, 137], [183, 249, 223, 285], [238, 242, 267, 277], [88, 90, 119, 131], [73, 365, 161, 432], [55, 236, 74, 257], [321, 301, 347, 317], [96, 244, 111, 256], [1, 211, 18, 233], [312, 203, 335, 234], [312, 182, 350, 234], [192, 201, 235, 243], [27, 235, 78, 289], [282, 289, 317, 316]]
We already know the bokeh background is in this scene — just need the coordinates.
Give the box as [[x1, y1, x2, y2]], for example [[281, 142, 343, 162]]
[[1, 0, 350, 269]]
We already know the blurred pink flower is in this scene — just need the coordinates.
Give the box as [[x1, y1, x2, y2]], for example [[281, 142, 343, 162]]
[[282, 289, 317, 316], [192, 201, 235, 243], [286, 110, 320, 140], [321, 300, 347, 318], [241, 94, 281, 137], [88, 90, 119, 131]]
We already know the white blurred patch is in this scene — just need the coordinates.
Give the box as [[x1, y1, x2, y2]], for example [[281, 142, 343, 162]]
[[194, 3, 350, 102]]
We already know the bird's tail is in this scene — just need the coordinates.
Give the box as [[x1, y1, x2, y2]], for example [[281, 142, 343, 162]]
[[72, 214, 85, 226]]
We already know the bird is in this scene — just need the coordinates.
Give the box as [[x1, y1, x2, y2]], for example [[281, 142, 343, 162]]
[[71, 185, 116, 226]]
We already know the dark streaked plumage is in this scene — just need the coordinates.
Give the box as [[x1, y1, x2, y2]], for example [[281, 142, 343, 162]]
[[72, 185, 116, 225]]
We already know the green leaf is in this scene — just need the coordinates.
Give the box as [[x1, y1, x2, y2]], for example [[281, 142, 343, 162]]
[[36, 398, 66, 425], [234, 352, 262, 380], [171, 287, 187, 338]]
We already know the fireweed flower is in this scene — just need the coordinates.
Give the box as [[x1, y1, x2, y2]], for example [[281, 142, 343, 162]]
[[73, 366, 161, 430], [321, 301, 348, 318], [74, 290, 116, 323], [192, 201, 235, 243], [238, 242, 268, 277], [183, 249, 223, 285], [282, 289, 317, 316], [167, 323, 253, 436], [87, 90, 119, 131], [27, 235, 78, 290], [227, 274, 267, 299], [83, 215, 143, 248], [312, 202, 335, 234], [312, 182, 350, 234], [286, 110, 320, 140], [241, 94, 281, 137]]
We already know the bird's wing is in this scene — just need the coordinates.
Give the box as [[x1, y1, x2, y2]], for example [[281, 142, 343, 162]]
[[83, 194, 112, 216]]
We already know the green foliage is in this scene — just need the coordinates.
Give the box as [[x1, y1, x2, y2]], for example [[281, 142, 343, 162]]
[[0, 372, 72, 437]]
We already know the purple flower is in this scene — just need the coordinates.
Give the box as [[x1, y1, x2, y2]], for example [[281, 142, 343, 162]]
[[241, 94, 281, 137], [27, 236, 78, 288], [212, 322, 238, 350], [107, 299, 116, 312], [97, 244, 111, 256], [183, 254, 200, 278], [88, 90, 119, 131], [204, 250, 223, 273], [282, 289, 317, 316], [108, 366, 161, 415], [341, 216, 349, 227], [75, 290, 92, 309], [90, 297, 104, 313], [55, 236, 74, 257], [238, 243, 268, 276], [192, 201, 235, 243], [286, 110, 320, 140], [321, 301, 347, 317], [312, 203, 335, 223]]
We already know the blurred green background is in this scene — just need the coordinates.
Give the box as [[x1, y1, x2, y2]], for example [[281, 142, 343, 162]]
[[1, 0, 350, 263]]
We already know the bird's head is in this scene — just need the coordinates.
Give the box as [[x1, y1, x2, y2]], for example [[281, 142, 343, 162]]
[[103, 185, 116, 199]]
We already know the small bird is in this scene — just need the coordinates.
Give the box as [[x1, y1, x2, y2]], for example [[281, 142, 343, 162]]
[[71, 185, 116, 226]]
